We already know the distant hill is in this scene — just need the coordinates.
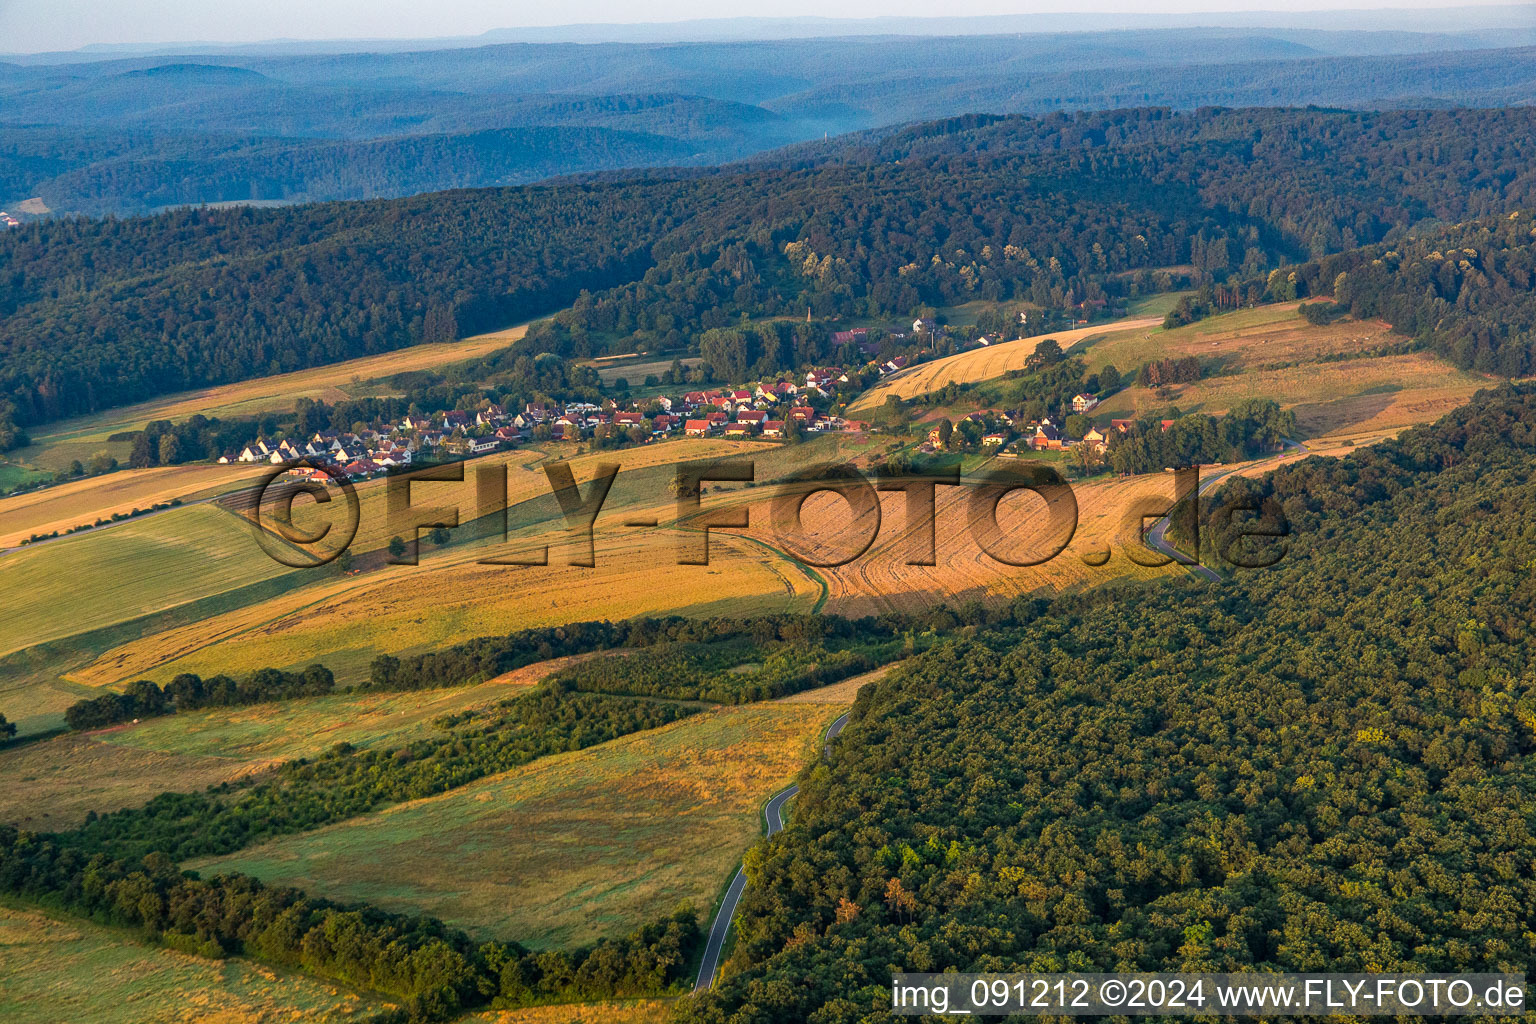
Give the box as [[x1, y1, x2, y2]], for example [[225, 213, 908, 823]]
[[1, 29, 1534, 213]]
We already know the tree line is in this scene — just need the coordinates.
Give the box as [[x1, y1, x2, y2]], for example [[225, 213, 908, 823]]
[[63, 665, 335, 731]]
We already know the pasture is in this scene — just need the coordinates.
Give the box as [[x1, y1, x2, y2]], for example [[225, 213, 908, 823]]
[[1090, 350, 1488, 440], [190, 703, 843, 948], [0, 902, 384, 1024]]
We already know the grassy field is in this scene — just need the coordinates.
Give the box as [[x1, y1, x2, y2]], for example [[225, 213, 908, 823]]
[[190, 703, 843, 948], [0, 902, 386, 1024], [0, 463, 271, 548], [848, 316, 1164, 413], [580, 354, 702, 386], [775, 663, 896, 704], [0, 503, 294, 661], [0, 732, 254, 833], [0, 659, 579, 832], [0, 461, 49, 494], [17, 323, 529, 473], [849, 301, 1490, 449]]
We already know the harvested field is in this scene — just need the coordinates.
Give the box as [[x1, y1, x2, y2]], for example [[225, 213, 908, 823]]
[[803, 468, 1196, 616]]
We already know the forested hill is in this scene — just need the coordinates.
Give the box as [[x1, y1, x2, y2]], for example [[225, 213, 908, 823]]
[[681, 383, 1536, 1023], [1289, 212, 1536, 376], [5, 107, 1536, 436]]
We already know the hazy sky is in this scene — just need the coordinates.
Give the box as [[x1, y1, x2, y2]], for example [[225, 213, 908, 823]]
[[0, 0, 1525, 53]]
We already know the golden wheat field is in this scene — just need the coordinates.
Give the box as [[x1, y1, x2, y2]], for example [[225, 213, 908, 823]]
[[190, 703, 843, 948], [848, 316, 1163, 413], [0, 903, 385, 1024], [70, 525, 820, 688]]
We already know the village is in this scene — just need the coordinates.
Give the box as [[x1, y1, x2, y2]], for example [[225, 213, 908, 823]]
[[235, 312, 1139, 482], [234, 364, 882, 480]]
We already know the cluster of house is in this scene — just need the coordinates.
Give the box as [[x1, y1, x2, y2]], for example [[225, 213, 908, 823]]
[[918, 393, 1129, 456], [675, 372, 870, 438], [225, 366, 876, 480], [0, 211, 19, 229]]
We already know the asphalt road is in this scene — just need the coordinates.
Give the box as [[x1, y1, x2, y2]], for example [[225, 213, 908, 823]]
[[1144, 440, 1307, 580], [695, 710, 851, 992]]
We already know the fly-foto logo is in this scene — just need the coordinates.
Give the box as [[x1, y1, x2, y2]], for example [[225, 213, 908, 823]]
[[248, 458, 1288, 572]]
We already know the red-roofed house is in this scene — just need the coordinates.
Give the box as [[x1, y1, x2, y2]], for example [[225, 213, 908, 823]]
[[685, 419, 712, 436]]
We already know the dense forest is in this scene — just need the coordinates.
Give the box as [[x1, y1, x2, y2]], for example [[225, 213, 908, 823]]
[[676, 382, 1536, 1022], [6, 107, 1536, 441]]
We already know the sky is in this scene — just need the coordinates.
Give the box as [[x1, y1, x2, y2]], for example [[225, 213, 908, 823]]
[[0, 0, 1526, 53]]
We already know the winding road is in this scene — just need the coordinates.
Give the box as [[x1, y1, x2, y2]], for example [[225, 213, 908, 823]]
[[695, 710, 851, 991], [1144, 439, 1308, 579]]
